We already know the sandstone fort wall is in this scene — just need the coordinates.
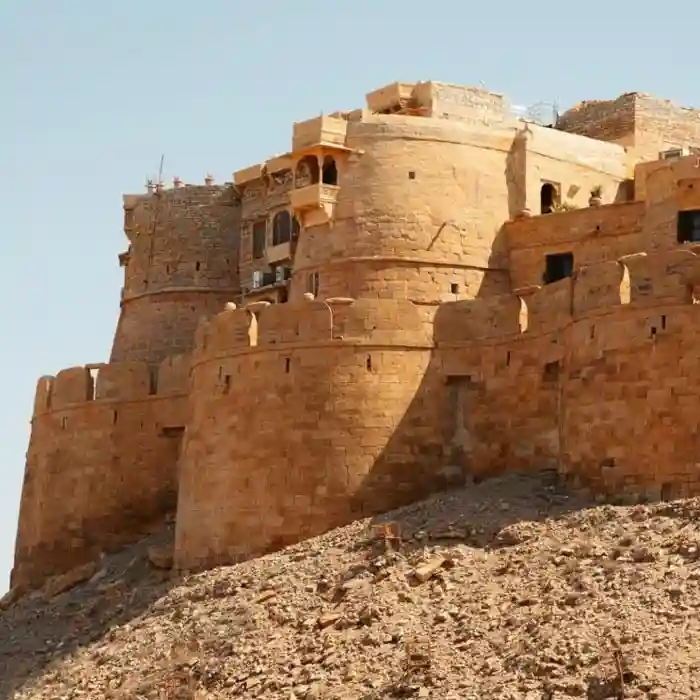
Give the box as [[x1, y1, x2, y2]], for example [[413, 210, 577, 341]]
[[15, 82, 700, 594], [113, 184, 240, 365], [174, 298, 448, 571], [12, 355, 190, 589], [436, 249, 700, 499]]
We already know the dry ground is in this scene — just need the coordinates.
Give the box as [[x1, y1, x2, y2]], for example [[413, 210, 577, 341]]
[[3, 472, 700, 699]]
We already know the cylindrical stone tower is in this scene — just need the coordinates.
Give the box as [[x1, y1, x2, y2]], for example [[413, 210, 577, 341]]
[[111, 181, 241, 365]]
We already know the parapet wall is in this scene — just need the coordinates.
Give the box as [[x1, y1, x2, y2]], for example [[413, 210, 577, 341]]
[[174, 298, 449, 571], [436, 249, 700, 497], [13, 355, 191, 590]]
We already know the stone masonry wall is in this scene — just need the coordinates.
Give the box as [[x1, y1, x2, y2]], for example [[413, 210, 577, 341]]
[[12, 355, 190, 590], [112, 184, 241, 365], [505, 202, 646, 289], [289, 116, 520, 308], [436, 249, 700, 498], [555, 93, 637, 146], [174, 298, 450, 572], [634, 94, 700, 160]]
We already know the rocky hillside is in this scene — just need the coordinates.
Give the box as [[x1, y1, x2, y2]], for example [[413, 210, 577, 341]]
[[3, 472, 700, 699]]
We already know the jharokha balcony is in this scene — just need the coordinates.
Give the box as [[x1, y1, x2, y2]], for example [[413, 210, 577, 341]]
[[289, 183, 340, 227]]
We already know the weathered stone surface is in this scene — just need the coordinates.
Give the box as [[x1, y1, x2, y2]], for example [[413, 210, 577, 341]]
[[13, 78, 700, 597]]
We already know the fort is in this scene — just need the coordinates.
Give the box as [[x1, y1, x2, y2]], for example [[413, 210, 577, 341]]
[[12, 80, 700, 592]]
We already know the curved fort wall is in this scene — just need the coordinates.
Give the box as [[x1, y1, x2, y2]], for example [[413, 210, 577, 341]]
[[435, 248, 700, 498], [174, 298, 449, 571], [12, 355, 190, 590], [112, 184, 241, 365], [289, 112, 629, 309], [289, 116, 516, 306]]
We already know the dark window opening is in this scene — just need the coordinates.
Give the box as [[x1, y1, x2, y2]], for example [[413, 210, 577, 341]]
[[543, 252, 574, 285], [166, 264, 170, 274], [650, 326, 657, 338], [590, 325, 595, 339], [61, 416, 67, 430], [195, 261, 201, 271], [450, 283, 459, 294], [223, 375, 231, 394], [307, 271, 320, 296], [161, 426, 185, 438], [366, 355, 373, 372], [285, 358, 291, 373], [661, 315, 666, 330], [677, 210, 700, 243], [506, 351, 511, 366], [272, 210, 293, 245], [252, 220, 266, 259], [113, 410, 118, 425], [543, 361, 560, 382], [295, 156, 320, 187], [408, 171, 416, 180], [540, 183, 558, 214], [321, 156, 338, 185]]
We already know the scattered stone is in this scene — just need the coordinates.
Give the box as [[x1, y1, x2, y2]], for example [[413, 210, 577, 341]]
[[2, 472, 700, 699]]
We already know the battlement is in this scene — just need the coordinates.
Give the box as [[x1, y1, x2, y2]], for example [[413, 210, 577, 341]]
[[193, 298, 431, 357], [33, 355, 190, 416], [436, 250, 700, 346], [122, 175, 233, 207]]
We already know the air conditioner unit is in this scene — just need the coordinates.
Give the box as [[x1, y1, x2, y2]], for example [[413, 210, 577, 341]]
[[252, 270, 263, 289], [659, 147, 689, 160], [275, 266, 291, 283]]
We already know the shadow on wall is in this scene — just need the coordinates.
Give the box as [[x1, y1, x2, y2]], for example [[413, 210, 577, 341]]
[[344, 267, 511, 523]]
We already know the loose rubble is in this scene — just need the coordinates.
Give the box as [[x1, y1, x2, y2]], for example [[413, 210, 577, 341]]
[[3, 472, 700, 699]]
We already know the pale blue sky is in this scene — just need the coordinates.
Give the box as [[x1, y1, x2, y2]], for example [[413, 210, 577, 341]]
[[0, 0, 695, 592]]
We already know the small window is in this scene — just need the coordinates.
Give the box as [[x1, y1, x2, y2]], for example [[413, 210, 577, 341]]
[[408, 171, 416, 180], [543, 252, 574, 285], [450, 283, 459, 294], [677, 210, 700, 243], [540, 183, 559, 214], [252, 220, 266, 259], [272, 211, 292, 246], [307, 271, 320, 296]]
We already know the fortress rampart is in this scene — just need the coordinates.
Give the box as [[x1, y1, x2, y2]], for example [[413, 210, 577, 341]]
[[12, 355, 190, 589], [13, 80, 700, 594], [436, 248, 700, 499], [113, 183, 241, 365], [174, 297, 447, 571]]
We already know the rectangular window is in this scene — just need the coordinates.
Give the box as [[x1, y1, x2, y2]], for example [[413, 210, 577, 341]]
[[307, 271, 320, 296], [677, 210, 700, 244], [252, 220, 267, 259], [543, 252, 574, 285]]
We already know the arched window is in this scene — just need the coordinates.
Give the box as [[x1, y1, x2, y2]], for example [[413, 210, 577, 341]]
[[540, 183, 558, 214], [295, 156, 320, 187], [272, 210, 292, 245], [322, 156, 338, 185]]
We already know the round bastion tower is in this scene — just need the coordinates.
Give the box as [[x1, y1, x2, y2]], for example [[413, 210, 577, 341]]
[[111, 178, 241, 365], [287, 109, 515, 312]]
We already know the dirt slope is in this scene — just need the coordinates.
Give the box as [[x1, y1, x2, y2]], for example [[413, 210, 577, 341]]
[[3, 472, 700, 699]]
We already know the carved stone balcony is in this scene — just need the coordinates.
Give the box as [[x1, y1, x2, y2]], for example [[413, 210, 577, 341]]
[[265, 241, 292, 265], [289, 184, 340, 227], [292, 116, 348, 153]]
